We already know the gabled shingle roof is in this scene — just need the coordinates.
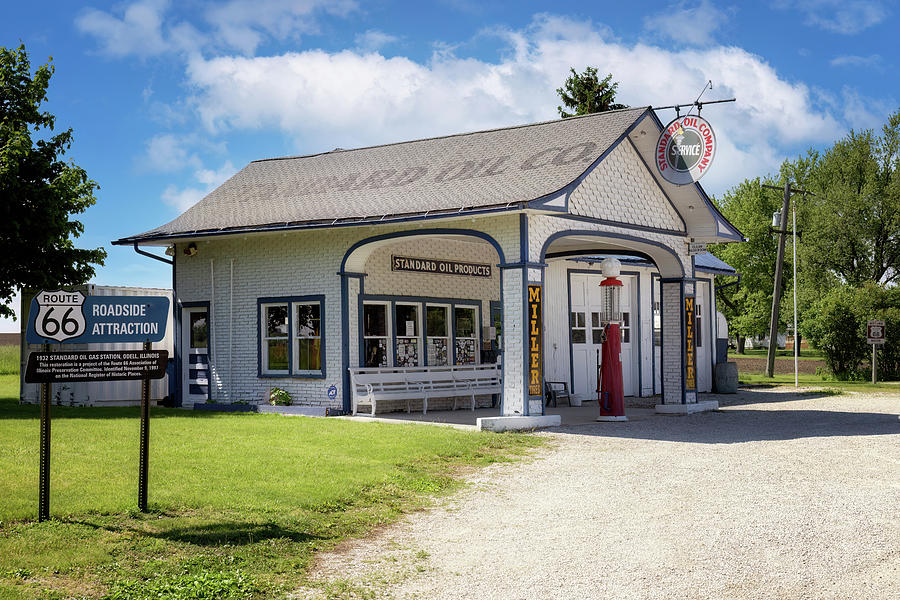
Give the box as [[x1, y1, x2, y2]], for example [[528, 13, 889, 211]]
[[117, 107, 650, 243]]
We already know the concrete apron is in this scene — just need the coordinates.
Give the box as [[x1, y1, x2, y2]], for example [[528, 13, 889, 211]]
[[338, 401, 712, 431]]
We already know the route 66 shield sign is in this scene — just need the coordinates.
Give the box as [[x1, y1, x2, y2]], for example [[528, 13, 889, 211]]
[[32, 290, 87, 342]]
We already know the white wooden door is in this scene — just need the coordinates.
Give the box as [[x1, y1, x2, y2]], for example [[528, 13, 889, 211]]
[[570, 273, 637, 399], [182, 306, 209, 405], [570, 274, 603, 400]]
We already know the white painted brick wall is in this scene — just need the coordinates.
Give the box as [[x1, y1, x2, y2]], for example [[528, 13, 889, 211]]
[[175, 214, 521, 410], [661, 281, 684, 404]]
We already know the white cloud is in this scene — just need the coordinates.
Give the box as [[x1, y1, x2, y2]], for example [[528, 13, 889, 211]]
[[77, 0, 357, 57], [354, 29, 399, 52], [179, 14, 840, 195], [829, 54, 882, 68], [75, 0, 173, 57], [773, 1, 890, 34], [142, 134, 203, 172], [206, 0, 358, 54], [162, 161, 237, 211], [643, 0, 733, 46]]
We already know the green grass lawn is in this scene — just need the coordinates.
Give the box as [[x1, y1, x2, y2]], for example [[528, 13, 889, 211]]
[[0, 373, 542, 599], [737, 371, 897, 393], [0, 344, 17, 375], [733, 347, 825, 360]]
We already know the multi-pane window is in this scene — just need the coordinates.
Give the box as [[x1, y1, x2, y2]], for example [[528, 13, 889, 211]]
[[395, 303, 420, 367], [363, 303, 389, 367], [260, 297, 325, 376], [454, 306, 478, 364], [294, 303, 322, 373], [426, 305, 449, 366]]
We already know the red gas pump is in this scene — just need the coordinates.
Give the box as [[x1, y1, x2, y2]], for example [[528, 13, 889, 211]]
[[597, 258, 627, 421]]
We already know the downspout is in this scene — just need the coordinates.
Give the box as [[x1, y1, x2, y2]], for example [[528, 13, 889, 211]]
[[131, 242, 173, 266], [230, 258, 234, 402], [210, 259, 215, 401]]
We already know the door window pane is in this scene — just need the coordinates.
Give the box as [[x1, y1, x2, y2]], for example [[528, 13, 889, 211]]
[[571, 311, 586, 344], [190, 312, 208, 349]]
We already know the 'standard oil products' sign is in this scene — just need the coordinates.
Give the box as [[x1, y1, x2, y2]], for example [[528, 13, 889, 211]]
[[656, 115, 717, 185], [528, 285, 543, 397], [26, 291, 169, 344], [391, 255, 492, 278]]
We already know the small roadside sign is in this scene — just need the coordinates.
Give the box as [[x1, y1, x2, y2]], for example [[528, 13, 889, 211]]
[[25, 350, 168, 384], [688, 242, 707, 255], [867, 320, 886, 345]]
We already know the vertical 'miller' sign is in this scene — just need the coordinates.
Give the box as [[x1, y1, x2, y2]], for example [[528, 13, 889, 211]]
[[528, 285, 543, 397], [684, 296, 697, 395]]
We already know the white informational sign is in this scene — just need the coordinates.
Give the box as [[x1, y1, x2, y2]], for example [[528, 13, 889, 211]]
[[405, 321, 415, 337], [867, 320, 886, 344], [656, 115, 717, 185]]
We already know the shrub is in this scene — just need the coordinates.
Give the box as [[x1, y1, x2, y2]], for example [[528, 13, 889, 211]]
[[802, 284, 900, 380], [268, 387, 291, 406]]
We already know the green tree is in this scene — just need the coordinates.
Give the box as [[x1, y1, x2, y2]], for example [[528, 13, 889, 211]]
[[556, 67, 627, 118], [0, 45, 105, 319], [798, 112, 900, 287], [709, 177, 793, 352]]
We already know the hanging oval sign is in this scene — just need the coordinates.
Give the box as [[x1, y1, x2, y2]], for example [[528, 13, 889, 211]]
[[655, 115, 716, 185]]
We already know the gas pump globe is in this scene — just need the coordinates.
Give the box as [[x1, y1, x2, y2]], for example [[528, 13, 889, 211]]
[[597, 258, 627, 421]]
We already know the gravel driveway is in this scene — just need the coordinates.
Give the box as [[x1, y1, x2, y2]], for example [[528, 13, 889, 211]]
[[300, 387, 900, 599]]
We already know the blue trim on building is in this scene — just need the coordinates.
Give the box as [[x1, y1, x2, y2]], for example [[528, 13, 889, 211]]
[[256, 295, 326, 380], [539, 229, 686, 278], [550, 213, 688, 238]]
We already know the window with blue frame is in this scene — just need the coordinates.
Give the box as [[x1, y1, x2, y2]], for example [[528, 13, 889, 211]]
[[259, 296, 325, 377]]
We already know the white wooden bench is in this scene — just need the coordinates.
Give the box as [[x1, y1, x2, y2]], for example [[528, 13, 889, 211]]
[[348, 363, 501, 415]]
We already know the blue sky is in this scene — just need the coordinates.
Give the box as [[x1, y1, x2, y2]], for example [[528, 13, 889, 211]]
[[2, 0, 897, 330]]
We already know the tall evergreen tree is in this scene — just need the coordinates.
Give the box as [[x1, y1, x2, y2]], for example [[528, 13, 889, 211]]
[[556, 67, 628, 118]]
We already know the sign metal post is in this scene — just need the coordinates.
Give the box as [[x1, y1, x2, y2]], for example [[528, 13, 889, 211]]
[[138, 341, 151, 512], [38, 352, 51, 522], [867, 320, 886, 384]]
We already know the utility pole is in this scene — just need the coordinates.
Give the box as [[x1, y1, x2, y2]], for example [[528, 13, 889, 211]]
[[765, 183, 791, 378], [762, 182, 809, 378]]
